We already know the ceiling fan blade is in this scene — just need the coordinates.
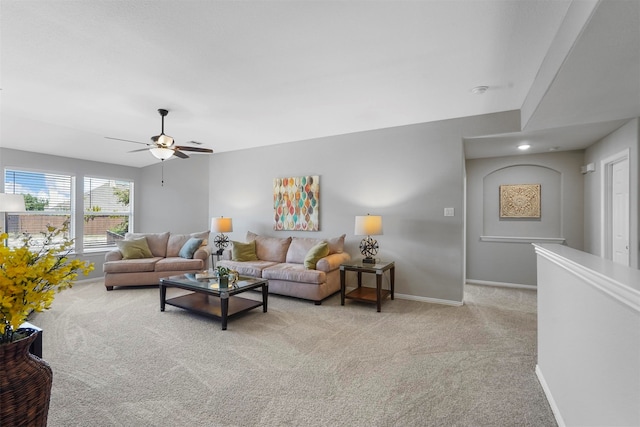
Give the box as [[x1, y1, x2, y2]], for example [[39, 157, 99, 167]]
[[173, 149, 189, 159], [183, 140, 203, 145], [128, 148, 152, 153], [105, 136, 149, 146], [175, 146, 213, 153]]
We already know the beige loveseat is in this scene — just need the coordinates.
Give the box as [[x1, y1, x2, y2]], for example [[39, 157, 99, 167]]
[[103, 231, 210, 290], [217, 231, 351, 304]]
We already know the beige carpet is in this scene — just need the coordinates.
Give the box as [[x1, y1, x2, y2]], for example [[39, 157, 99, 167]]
[[30, 281, 556, 426]]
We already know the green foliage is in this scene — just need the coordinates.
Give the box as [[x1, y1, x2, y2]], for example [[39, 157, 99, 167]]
[[113, 187, 129, 206], [23, 194, 48, 211], [216, 266, 230, 277], [84, 205, 102, 222], [109, 221, 128, 236], [109, 187, 130, 236]]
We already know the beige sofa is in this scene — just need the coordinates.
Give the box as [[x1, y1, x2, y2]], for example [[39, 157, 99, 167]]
[[217, 231, 351, 304], [103, 231, 210, 290]]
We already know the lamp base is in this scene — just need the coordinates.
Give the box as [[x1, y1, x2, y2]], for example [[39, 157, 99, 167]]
[[362, 257, 376, 264]]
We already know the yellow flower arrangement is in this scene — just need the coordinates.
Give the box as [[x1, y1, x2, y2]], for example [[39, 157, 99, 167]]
[[0, 220, 94, 344]]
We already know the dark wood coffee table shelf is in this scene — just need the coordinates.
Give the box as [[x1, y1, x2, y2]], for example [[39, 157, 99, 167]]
[[340, 260, 395, 312], [160, 274, 268, 330], [164, 293, 263, 319]]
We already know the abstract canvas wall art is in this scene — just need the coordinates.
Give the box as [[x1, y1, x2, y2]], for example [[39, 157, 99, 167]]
[[273, 175, 319, 231], [499, 184, 541, 218]]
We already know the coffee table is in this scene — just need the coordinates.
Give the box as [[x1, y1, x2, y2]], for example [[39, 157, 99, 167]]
[[160, 273, 268, 330]]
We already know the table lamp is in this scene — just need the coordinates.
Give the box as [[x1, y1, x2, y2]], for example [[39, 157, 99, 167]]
[[354, 214, 383, 264], [211, 216, 233, 255], [0, 193, 26, 244]]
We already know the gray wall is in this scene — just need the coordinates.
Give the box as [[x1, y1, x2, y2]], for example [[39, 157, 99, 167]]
[[584, 118, 640, 268], [466, 151, 585, 286], [208, 111, 519, 304], [138, 155, 210, 234]]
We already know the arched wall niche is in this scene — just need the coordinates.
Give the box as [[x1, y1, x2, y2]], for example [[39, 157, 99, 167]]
[[482, 165, 562, 238]]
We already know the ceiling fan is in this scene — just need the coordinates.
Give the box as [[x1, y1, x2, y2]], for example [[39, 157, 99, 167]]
[[106, 109, 213, 160]]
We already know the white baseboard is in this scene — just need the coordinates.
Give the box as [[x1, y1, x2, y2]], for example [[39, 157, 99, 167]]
[[394, 293, 463, 307], [343, 287, 463, 307], [76, 277, 103, 284], [536, 365, 566, 427], [466, 279, 537, 291]]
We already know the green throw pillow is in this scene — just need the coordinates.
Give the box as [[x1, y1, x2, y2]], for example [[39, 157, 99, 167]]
[[232, 240, 259, 261], [304, 241, 329, 269], [117, 237, 153, 259], [179, 237, 203, 259]]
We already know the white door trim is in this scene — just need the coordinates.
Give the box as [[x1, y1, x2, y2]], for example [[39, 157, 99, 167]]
[[600, 148, 630, 261]]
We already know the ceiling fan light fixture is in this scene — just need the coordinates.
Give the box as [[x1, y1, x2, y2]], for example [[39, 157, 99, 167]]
[[150, 147, 174, 160], [156, 133, 174, 147]]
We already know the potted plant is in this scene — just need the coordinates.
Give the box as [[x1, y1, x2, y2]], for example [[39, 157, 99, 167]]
[[215, 266, 238, 288], [0, 220, 94, 426]]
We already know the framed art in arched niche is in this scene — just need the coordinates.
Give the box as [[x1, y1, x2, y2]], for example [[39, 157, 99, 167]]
[[499, 184, 541, 218]]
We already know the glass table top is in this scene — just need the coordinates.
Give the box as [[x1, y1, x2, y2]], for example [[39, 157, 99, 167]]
[[340, 260, 394, 270], [161, 273, 267, 294]]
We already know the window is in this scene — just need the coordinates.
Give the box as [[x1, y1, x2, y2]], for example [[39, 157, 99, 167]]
[[3, 169, 133, 251], [83, 177, 133, 250], [4, 169, 73, 249]]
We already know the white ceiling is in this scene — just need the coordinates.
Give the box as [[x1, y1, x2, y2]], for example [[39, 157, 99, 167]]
[[1, 1, 638, 167]]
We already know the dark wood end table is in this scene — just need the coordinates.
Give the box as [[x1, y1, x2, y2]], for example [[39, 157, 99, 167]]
[[340, 260, 395, 312]]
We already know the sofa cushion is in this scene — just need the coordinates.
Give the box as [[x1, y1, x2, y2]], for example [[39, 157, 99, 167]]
[[167, 231, 209, 257], [231, 240, 259, 261], [217, 260, 278, 278], [246, 232, 292, 263], [155, 257, 204, 272], [304, 241, 329, 269], [103, 257, 161, 273], [125, 232, 170, 257], [179, 238, 203, 259], [262, 263, 326, 285], [286, 237, 326, 264], [116, 237, 153, 259], [327, 234, 346, 254]]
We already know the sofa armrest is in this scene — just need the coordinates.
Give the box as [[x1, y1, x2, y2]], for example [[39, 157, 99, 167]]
[[193, 246, 211, 261], [316, 252, 351, 272], [105, 249, 123, 262], [193, 246, 211, 269]]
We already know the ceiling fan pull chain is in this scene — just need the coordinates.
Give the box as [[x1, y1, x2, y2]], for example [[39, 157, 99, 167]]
[[161, 162, 164, 186]]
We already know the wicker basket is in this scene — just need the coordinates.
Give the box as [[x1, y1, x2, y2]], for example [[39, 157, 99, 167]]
[[0, 328, 53, 427]]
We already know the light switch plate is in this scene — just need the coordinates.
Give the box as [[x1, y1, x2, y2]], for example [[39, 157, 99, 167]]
[[444, 207, 454, 217]]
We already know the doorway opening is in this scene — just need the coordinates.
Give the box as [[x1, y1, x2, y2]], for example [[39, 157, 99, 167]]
[[601, 149, 630, 266]]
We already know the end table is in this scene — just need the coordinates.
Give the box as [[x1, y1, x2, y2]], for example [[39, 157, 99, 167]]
[[340, 260, 395, 312]]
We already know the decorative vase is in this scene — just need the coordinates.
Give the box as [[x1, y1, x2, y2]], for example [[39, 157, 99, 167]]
[[219, 276, 229, 288], [0, 328, 53, 427]]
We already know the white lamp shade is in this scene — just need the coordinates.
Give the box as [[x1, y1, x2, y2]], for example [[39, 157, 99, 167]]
[[150, 147, 174, 160], [211, 217, 233, 233], [354, 215, 383, 236], [0, 193, 26, 212]]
